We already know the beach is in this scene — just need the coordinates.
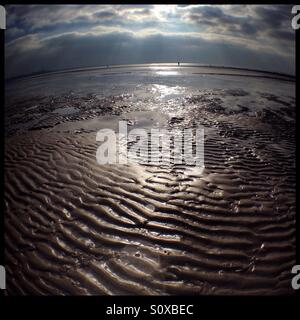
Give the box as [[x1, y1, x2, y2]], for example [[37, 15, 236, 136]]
[[4, 65, 296, 295]]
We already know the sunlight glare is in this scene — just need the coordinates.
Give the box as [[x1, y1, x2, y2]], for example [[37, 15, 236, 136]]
[[152, 5, 177, 20]]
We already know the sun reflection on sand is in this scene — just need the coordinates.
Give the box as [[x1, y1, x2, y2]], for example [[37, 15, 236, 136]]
[[151, 84, 184, 98], [149, 65, 179, 76], [155, 70, 179, 76]]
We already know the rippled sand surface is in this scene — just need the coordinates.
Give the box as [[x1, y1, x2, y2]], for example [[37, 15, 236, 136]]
[[5, 65, 296, 295]]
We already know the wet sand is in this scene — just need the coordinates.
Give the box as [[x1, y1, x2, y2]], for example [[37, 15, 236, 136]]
[[5, 66, 296, 295]]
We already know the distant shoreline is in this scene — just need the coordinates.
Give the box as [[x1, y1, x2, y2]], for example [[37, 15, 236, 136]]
[[6, 63, 295, 83]]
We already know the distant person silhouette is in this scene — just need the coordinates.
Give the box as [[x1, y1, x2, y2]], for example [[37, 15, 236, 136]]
[[178, 62, 180, 66]]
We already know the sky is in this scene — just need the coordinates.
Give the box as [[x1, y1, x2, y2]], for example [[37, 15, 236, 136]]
[[5, 4, 296, 78]]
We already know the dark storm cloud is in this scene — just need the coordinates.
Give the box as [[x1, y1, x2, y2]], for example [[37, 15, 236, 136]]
[[240, 22, 257, 35], [254, 5, 292, 28], [268, 29, 295, 41], [93, 10, 118, 19], [185, 5, 294, 42], [5, 5, 295, 78], [187, 6, 243, 26]]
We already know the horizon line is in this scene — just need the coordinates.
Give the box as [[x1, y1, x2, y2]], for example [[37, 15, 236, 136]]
[[6, 62, 296, 83]]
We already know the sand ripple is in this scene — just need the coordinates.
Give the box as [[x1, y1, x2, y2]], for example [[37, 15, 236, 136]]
[[5, 92, 295, 294]]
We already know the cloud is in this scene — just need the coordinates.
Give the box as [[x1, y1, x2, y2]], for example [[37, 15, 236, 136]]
[[5, 5, 295, 78], [254, 5, 292, 28]]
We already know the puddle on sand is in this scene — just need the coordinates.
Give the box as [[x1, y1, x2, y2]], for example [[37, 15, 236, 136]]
[[50, 110, 170, 133], [52, 106, 79, 115]]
